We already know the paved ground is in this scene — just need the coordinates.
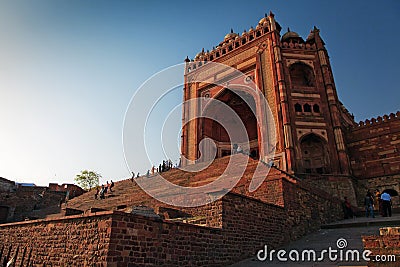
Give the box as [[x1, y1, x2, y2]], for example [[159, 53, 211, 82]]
[[230, 214, 400, 267]]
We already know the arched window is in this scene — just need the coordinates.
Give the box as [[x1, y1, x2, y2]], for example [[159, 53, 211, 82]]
[[289, 62, 316, 87], [300, 134, 329, 174], [313, 104, 320, 113], [294, 103, 302, 112], [304, 103, 311, 112]]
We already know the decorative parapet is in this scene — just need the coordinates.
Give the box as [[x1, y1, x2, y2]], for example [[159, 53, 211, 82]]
[[188, 14, 274, 66], [353, 111, 400, 128], [281, 42, 316, 50]]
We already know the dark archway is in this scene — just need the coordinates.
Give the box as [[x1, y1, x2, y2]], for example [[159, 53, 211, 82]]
[[0, 205, 9, 223], [289, 62, 315, 87], [200, 89, 259, 160], [299, 134, 330, 174], [383, 189, 399, 197]]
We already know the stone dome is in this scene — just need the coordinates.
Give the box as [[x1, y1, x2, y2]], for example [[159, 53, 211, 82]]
[[259, 17, 268, 25], [281, 28, 304, 43], [224, 29, 238, 41]]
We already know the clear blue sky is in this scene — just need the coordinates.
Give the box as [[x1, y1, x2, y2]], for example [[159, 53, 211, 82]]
[[0, 0, 399, 186]]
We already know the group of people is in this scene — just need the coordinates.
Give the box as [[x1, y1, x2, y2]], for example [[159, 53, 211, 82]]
[[343, 189, 393, 219], [130, 159, 179, 182], [94, 180, 114, 200]]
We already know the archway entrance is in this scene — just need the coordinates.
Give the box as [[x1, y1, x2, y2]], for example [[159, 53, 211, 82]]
[[0, 205, 9, 223], [299, 134, 329, 174], [200, 89, 259, 161]]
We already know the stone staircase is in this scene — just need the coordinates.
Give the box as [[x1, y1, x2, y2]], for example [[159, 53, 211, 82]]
[[64, 154, 283, 215]]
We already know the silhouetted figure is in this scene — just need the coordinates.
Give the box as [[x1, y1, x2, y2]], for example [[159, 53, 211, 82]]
[[342, 197, 354, 219], [110, 180, 114, 192], [95, 187, 99, 199], [364, 191, 375, 218]]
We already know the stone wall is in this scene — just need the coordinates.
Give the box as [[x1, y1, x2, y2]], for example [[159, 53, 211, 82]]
[[0, 176, 345, 266], [48, 183, 86, 199], [105, 193, 288, 266], [0, 186, 65, 222], [296, 174, 358, 206], [282, 177, 344, 240], [0, 212, 112, 266], [346, 113, 400, 208], [346, 112, 400, 179], [362, 227, 400, 266], [0, 177, 15, 192]]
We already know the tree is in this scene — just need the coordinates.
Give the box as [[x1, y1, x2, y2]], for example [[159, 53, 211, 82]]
[[74, 170, 101, 190]]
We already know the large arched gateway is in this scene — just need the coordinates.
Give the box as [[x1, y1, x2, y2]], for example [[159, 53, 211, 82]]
[[199, 89, 259, 161]]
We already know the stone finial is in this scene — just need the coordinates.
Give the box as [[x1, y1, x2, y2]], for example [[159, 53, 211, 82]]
[[230, 28, 234, 34], [269, 11, 275, 17], [184, 56, 190, 63]]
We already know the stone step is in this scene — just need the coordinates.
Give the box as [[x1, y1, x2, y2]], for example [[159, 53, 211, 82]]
[[321, 214, 400, 229]]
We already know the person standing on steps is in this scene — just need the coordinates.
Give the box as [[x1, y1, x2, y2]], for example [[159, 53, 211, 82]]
[[99, 185, 105, 199], [364, 191, 375, 218], [342, 196, 354, 219], [94, 186, 99, 200], [381, 191, 392, 217], [110, 180, 114, 192]]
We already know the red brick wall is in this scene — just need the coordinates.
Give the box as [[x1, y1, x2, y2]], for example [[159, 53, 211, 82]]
[[0, 186, 65, 222], [282, 178, 344, 240], [346, 112, 400, 179], [362, 227, 400, 266], [0, 178, 345, 267], [0, 212, 112, 266]]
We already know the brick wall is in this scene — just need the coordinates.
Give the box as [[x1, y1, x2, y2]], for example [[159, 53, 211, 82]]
[[346, 112, 400, 179], [282, 177, 344, 240], [0, 212, 112, 266], [296, 174, 358, 206], [0, 186, 65, 222], [0, 177, 345, 266], [0, 177, 15, 192], [362, 227, 400, 266]]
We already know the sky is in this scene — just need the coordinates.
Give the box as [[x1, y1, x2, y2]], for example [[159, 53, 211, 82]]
[[0, 0, 399, 186]]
